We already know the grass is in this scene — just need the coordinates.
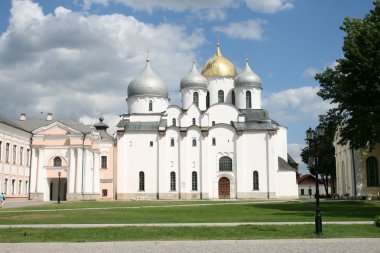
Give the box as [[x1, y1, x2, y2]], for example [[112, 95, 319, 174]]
[[0, 200, 379, 224], [0, 225, 379, 242]]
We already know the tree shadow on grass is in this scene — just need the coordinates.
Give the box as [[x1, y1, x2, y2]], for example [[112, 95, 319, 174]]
[[250, 201, 380, 221]]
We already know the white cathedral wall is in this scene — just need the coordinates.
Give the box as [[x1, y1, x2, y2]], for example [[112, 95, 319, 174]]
[[207, 77, 235, 106], [181, 88, 207, 111], [117, 131, 158, 199], [179, 105, 202, 127], [207, 104, 239, 125], [234, 87, 262, 109], [127, 96, 169, 114], [166, 107, 182, 127]]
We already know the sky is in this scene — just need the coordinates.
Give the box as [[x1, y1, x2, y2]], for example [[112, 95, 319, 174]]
[[0, 0, 374, 172]]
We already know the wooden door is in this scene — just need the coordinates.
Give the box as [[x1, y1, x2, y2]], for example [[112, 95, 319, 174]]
[[218, 177, 230, 199]]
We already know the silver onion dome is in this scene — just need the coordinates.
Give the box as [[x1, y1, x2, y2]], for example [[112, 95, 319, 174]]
[[234, 59, 261, 88], [128, 59, 168, 98], [180, 61, 208, 89]]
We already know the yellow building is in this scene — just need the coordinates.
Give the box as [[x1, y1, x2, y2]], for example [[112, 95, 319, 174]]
[[333, 131, 380, 199]]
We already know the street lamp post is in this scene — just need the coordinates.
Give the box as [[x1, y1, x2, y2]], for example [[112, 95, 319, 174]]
[[57, 171, 61, 204], [306, 126, 324, 235]]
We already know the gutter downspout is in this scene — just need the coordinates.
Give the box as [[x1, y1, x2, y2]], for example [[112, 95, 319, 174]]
[[82, 133, 86, 196]]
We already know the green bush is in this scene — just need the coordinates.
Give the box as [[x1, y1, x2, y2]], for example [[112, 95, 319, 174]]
[[375, 216, 380, 227]]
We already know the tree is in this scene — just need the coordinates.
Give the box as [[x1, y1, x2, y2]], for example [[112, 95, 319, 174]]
[[301, 115, 337, 196], [316, 0, 380, 149]]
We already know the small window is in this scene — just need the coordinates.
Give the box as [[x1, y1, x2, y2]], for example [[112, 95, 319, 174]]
[[101, 156, 107, 169], [18, 180, 22, 194], [192, 118, 196, 125], [172, 118, 176, 126], [54, 157, 62, 167], [218, 90, 224, 103], [206, 92, 210, 108], [212, 121, 215, 126], [301, 189, 305, 195], [170, 138, 175, 147], [246, 91, 252, 109], [149, 100, 153, 111], [253, 171, 259, 190], [192, 139, 197, 147], [308, 188, 312, 196], [150, 141, 153, 147], [212, 138, 216, 146], [5, 143, 9, 163], [13, 145, 17, 164], [192, 171, 198, 191], [232, 90, 235, 105], [102, 189, 108, 197], [4, 178, 8, 194], [20, 147, 23, 165], [139, 171, 145, 191], [25, 181, 29, 194], [170, 171, 176, 191], [193, 92, 199, 107], [11, 179, 15, 194]]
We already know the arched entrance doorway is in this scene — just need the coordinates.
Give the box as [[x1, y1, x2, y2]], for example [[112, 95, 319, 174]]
[[218, 177, 230, 199]]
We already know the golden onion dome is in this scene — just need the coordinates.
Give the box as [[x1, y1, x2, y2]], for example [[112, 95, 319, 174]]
[[201, 43, 237, 78]]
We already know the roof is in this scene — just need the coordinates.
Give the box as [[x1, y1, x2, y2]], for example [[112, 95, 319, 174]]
[[17, 119, 93, 133], [233, 122, 278, 131], [0, 116, 29, 132], [278, 157, 296, 171], [124, 122, 160, 131], [240, 109, 270, 122]]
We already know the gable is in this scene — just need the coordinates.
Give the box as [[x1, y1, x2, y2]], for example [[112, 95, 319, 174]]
[[33, 122, 82, 135]]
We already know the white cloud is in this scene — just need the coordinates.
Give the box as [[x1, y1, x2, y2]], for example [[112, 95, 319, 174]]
[[0, 0, 204, 121], [263, 86, 333, 124], [83, 0, 234, 13], [301, 67, 319, 78], [244, 0, 293, 14], [287, 143, 305, 165], [214, 19, 267, 41]]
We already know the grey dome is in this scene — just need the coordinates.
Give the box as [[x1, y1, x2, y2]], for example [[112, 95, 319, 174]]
[[128, 60, 168, 98], [180, 62, 208, 89], [234, 59, 261, 88]]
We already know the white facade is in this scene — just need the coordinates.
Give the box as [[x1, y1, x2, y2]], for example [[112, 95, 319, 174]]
[[116, 45, 298, 200]]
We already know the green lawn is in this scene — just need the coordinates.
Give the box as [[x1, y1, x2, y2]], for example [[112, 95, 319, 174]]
[[0, 225, 379, 242], [0, 200, 379, 224]]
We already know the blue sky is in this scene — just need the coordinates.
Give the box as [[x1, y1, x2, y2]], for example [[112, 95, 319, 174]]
[[0, 0, 374, 171]]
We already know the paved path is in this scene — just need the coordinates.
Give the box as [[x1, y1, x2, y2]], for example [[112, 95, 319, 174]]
[[0, 239, 379, 253], [0, 221, 374, 228]]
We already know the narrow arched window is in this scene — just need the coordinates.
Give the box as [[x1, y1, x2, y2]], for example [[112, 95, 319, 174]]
[[139, 171, 145, 191], [170, 138, 175, 147], [212, 121, 215, 126], [218, 90, 224, 103], [367, 157, 379, 187], [206, 92, 210, 108], [219, 156, 232, 171], [192, 118, 196, 125], [193, 92, 199, 107], [232, 90, 235, 105], [54, 157, 62, 167], [246, 91, 252, 109], [172, 118, 176, 126], [192, 171, 198, 191], [149, 100, 153, 111], [253, 171, 259, 190], [192, 139, 197, 147], [170, 171, 176, 191]]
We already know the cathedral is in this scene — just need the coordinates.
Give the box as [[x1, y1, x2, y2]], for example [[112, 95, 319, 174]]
[[0, 43, 298, 201], [115, 43, 298, 200]]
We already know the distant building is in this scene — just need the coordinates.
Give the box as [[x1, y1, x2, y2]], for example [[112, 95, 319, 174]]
[[298, 174, 331, 197], [333, 131, 380, 198]]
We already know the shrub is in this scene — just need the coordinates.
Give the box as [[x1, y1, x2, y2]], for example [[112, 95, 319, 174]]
[[375, 216, 380, 227]]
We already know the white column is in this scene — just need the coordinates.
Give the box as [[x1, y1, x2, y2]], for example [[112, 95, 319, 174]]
[[68, 148, 76, 193], [76, 147, 83, 194], [30, 147, 38, 193]]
